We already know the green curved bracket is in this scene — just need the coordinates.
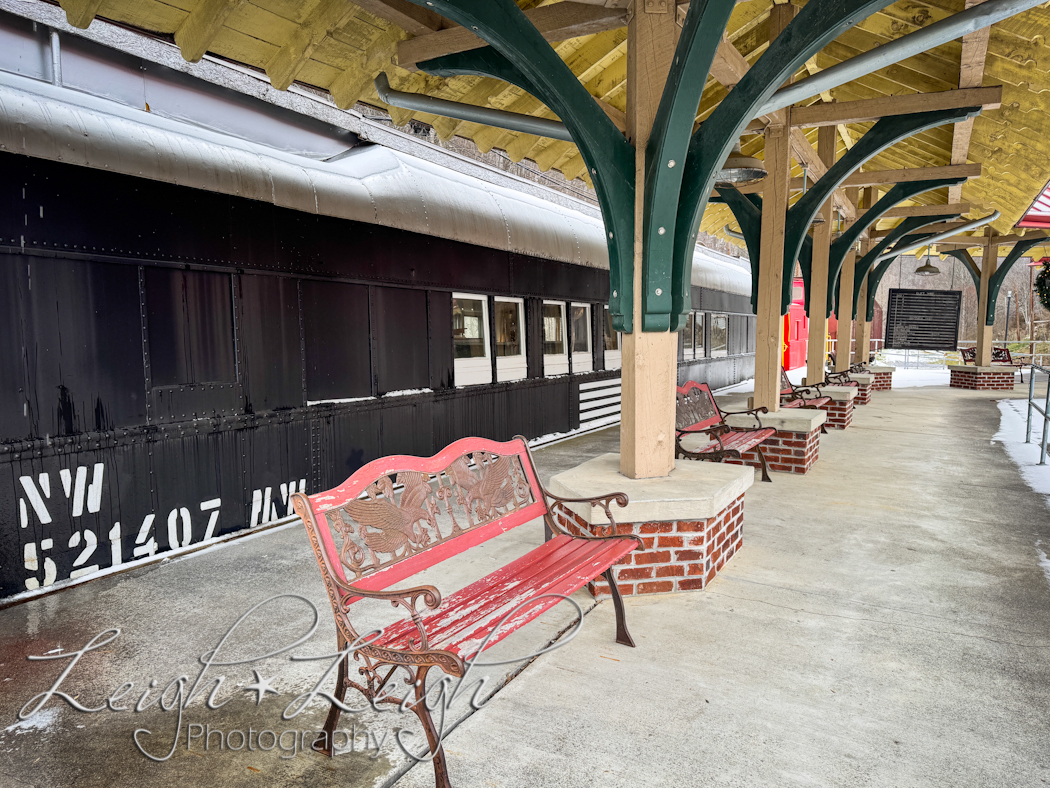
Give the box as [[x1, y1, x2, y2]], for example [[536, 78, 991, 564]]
[[644, 0, 738, 331], [852, 215, 948, 320], [674, 0, 896, 326], [985, 238, 1047, 325], [864, 231, 937, 322], [784, 106, 980, 314], [717, 187, 763, 309], [413, 0, 635, 330], [942, 248, 981, 291], [825, 178, 966, 318]]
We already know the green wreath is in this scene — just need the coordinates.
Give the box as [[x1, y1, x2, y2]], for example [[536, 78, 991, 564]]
[[1037, 258, 1050, 312]]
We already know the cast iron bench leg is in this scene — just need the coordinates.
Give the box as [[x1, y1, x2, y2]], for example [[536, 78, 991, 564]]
[[411, 665, 454, 788], [603, 567, 636, 647], [313, 633, 349, 756], [755, 446, 772, 483]]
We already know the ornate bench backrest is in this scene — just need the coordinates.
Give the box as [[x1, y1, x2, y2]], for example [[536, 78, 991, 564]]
[[991, 346, 1012, 363], [675, 381, 723, 431], [961, 346, 977, 363], [292, 436, 548, 606], [780, 368, 794, 397]]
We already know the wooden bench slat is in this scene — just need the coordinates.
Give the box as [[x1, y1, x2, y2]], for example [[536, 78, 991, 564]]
[[378, 535, 635, 658]]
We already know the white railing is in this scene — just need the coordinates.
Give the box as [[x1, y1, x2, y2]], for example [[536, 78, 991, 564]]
[[1025, 364, 1050, 465]]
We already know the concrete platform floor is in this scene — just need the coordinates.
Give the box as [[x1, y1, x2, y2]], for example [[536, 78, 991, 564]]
[[3, 381, 1050, 788]]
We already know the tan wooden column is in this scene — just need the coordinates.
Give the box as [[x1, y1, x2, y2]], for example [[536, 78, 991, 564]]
[[975, 234, 998, 366], [754, 118, 790, 411], [620, 5, 678, 479], [835, 248, 857, 370], [805, 125, 836, 384], [853, 238, 872, 365]]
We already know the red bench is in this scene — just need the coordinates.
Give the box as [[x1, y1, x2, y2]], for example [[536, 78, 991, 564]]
[[961, 345, 1025, 382], [290, 436, 640, 787], [675, 381, 776, 482], [780, 370, 830, 433]]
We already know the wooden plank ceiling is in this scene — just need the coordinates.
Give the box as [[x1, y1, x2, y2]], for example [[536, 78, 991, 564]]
[[56, 0, 1050, 250]]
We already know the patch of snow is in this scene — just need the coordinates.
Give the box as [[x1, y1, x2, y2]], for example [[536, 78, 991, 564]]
[[1038, 546, 1050, 588], [4, 708, 58, 735], [886, 368, 951, 388], [382, 387, 433, 397]]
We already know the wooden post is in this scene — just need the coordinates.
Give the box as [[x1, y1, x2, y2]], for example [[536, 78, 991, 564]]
[[754, 119, 790, 412], [836, 248, 857, 370], [853, 238, 872, 364], [620, 5, 678, 480], [752, 3, 794, 412], [835, 186, 859, 371], [806, 125, 836, 384], [976, 234, 998, 366]]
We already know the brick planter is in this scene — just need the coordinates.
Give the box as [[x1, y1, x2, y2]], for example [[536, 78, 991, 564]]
[[554, 494, 745, 597], [868, 365, 894, 391], [548, 454, 754, 598], [948, 365, 1017, 390], [723, 407, 826, 475], [819, 386, 856, 429], [851, 373, 874, 405]]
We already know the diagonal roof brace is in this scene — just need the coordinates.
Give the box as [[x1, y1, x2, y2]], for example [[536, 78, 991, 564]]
[[875, 212, 1001, 262]]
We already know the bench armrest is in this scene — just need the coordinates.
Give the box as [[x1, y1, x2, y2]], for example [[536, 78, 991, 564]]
[[675, 426, 727, 459], [331, 575, 443, 652], [544, 489, 641, 545], [720, 405, 768, 429]]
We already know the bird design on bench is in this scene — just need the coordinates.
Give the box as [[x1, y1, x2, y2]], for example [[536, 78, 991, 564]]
[[445, 452, 526, 528], [341, 472, 436, 574]]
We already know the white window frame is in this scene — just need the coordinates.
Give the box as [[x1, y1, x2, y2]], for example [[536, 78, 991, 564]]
[[570, 302, 593, 373], [694, 311, 706, 359], [452, 292, 492, 386], [603, 305, 621, 371], [710, 312, 729, 358], [542, 300, 569, 376], [494, 297, 527, 382]]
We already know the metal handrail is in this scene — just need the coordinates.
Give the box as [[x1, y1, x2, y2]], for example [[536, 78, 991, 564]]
[[1025, 363, 1050, 465]]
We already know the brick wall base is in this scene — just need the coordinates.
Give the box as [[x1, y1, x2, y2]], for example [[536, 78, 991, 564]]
[[554, 494, 745, 597], [950, 369, 1016, 390], [871, 371, 893, 391], [821, 398, 854, 429], [855, 383, 872, 405], [724, 428, 820, 474]]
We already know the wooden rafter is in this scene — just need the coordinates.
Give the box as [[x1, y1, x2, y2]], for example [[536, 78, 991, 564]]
[[949, 0, 992, 204]]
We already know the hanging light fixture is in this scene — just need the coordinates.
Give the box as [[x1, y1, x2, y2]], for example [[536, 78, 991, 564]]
[[715, 141, 766, 186], [915, 246, 941, 277]]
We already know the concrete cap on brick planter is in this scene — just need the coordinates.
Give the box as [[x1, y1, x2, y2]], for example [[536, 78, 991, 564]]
[[819, 385, 857, 402], [724, 407, 825, 433], [548, 453, 754, 525], [851, 373, 875, 385], [867, 365, 895, 374], [946, 364, 1016, 374]]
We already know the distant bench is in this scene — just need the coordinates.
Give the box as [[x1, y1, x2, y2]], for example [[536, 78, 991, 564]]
[[291, 435, 641, 788], [960, 345, 1025, 382], [675, 381, 775, 482]]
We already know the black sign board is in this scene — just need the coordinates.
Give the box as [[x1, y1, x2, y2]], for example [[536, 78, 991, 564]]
[[884, 288, 962, 351]]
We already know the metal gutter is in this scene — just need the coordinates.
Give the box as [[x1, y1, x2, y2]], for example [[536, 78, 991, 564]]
[[876, 212, 1002, 261], [759, 0, 1045, 116], [375, 72, 573, 142]]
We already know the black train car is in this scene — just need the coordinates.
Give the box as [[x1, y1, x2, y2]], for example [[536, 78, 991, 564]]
[[0, 18, 754, 601]]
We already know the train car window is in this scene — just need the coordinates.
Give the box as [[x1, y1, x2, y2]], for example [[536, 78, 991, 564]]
[[146, 268, 236, 386], [603, 306, 621, 371], [695, 312, 706, 358], [683, 312, 695, 359], [571, 303, 592, 373], [542, 301, 568, 376], [495, 297, 526, 382], [452, 294, 492, 386], [710, 313, 728, 358]]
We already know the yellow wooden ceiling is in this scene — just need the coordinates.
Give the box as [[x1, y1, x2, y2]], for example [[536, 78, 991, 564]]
[[56, 0, 1050, 249]]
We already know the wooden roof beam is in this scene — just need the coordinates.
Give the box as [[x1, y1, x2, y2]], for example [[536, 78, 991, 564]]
[[737, 164, 982, 194], [398, 3, 629, 70], [949, 0, 993, 204], [881, 203, 971, 219], [353, 0, 445, 37], [266, 0, 359, 91], [58, 0, 103, 29], [175, 0, 249, 64]]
